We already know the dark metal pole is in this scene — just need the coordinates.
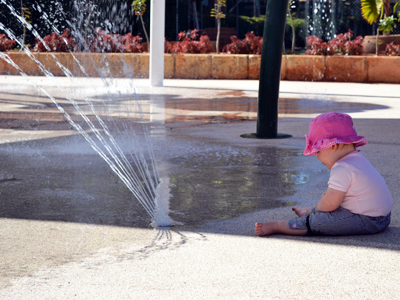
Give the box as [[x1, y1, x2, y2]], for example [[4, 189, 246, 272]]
[[256, 0, 290, 138]]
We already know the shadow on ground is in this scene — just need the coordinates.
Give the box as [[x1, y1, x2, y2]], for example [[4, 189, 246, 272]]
[[193, 210, 400, 252]]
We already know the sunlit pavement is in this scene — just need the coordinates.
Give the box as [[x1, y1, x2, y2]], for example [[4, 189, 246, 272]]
[[0, 76, 399, 299]]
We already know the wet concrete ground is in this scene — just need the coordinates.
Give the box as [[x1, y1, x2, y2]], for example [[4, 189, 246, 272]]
[[0, 132, 312, 228], [3, 76, 389, 229], [0, 76, 399, 297]]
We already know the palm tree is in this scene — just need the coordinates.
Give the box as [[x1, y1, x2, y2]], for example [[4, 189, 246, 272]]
[[287, 0, 296, 53], [131, 0, 149, 45], [254, 0, 260, 17], [361, 0, 391, 24], [20, 0, 31, 47], [211, 0, 226, 54], [192, 0, 199, 30], [84, 4, 95, 43], [361, 0, 396, 55]]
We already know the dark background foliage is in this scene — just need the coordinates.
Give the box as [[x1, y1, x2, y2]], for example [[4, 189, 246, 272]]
[[0, 0, 394, 51]]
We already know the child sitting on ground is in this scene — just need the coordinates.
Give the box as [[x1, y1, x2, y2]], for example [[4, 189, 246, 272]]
[[255, 112, 393, 236]]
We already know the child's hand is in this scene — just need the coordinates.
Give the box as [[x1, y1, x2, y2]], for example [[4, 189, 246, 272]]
[[292, 207, 312, 217]]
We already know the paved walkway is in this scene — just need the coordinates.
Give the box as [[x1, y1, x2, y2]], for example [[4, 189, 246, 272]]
[[0, 77, 399, 299]]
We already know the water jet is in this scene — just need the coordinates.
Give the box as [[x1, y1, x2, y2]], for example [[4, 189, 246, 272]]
[[0, 0, 170, 227]]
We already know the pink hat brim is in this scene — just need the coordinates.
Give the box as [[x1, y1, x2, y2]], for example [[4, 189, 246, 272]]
[[303, 134, 367, 156]]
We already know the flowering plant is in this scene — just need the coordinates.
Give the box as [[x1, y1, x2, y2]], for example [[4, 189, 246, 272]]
[[34, 29, 77, 52], [89, 30, 144, 53], [384, 42, 400, 56], [0, 34, 16, 51], [223, 32, 263, 54], [165, 29, 212, 54], [305, 31, 364, 56]]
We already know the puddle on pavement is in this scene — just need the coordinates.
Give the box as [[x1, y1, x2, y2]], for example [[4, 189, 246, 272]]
[[0, 139, 152, 228], [165, 146, 310, 226], [0, 85, 338, 228], [0, 88, 389, 130], [162, 96, 387, 123], [0, 133, 316, 228]]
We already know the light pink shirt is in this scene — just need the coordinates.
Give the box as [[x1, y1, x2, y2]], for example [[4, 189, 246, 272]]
[[328, 150, 393, 217]]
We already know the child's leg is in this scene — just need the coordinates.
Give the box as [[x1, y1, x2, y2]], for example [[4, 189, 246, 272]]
[[255, 206, 314, 236], [308, 207, 391, 236], [292, 207, 312, 217], [255, 220, 307, 236]]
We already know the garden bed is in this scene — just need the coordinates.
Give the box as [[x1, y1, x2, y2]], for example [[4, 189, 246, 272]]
[[1, 52, 400, 83]]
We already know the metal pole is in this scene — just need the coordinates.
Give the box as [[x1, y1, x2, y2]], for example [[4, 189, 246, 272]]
[[255, 0, 290, 138], [150, 0, 165, 87]]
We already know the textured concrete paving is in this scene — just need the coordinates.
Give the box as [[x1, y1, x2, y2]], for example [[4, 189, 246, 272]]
[[0, 76, 399, 299]]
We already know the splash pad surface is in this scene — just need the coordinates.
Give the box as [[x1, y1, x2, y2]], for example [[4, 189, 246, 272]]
[[1, 77, 400, 298]]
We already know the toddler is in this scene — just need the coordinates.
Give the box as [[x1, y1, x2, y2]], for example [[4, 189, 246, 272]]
[[255, 112, 393, 236]]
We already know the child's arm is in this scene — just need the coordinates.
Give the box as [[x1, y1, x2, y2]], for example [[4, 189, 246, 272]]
[[315, 188, 346, 212]]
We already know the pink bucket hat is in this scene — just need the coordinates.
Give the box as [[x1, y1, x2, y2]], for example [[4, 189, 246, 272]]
[[304, 112, 367, 156]]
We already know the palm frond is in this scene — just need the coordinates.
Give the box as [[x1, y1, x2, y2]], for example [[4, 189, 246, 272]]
[[361, 0, 383, 24]]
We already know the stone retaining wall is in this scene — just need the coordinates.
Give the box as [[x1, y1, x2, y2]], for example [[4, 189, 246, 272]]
[[1, 52, 400, 83]]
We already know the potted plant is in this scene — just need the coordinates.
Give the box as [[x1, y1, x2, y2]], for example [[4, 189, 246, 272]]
[[361, 0, 400, 55]]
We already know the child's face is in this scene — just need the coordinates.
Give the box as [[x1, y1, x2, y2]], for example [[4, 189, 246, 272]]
[[317, 147, 337, 170], [317, 143, 356, 169]]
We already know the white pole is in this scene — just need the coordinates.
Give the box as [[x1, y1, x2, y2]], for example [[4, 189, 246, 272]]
[[150, 0, 165, 87]]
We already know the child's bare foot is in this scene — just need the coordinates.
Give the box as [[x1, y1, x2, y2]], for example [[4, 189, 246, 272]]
[[255, 220, 308, 236], [255, 222, 274, 236], [292, 207, 312, 217]]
